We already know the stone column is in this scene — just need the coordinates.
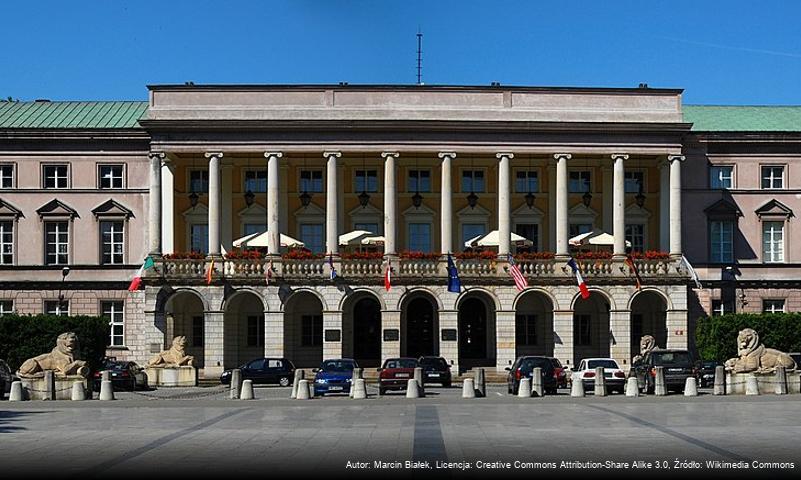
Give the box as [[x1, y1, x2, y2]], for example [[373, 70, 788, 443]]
[[161, 157, 174, 254], [669, 155, 685, 258], [382, 152, 399, 255], [221, 162, 233, 253], [602, 164, 613, 233], [264, 311, 284, 358], [324, 152, 341, 254], [612, 154, 629, 258], [552, 310, 574, 369], [609, 310, 631, 371], [547, 161, 556, 250], [496, 153, 513, 256], [323, 310, 343, 360], [554, 154, 571, 257], [203, 310, 225, 379], [148, 152, 165, 255], [204, 152, 223, 256], [439, 152, 456, 253], [381, 309, 401, 363], [495, 310, 516, 373], [264, 152, 283, 255], [337, 163, 345, 234], [666, 309, 689, 349], [439, 310, 459, 374]]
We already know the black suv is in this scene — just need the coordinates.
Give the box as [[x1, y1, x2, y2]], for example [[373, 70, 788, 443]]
[[220, 357, 295, 386], [418, 356, 452, 387], [505, 356, 557, 395], [632, 349, 695, 393], [696, 360, 723, 388]]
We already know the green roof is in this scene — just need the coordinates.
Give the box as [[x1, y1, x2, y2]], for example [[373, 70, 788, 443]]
[[0, 101, 147, 129], [684, 105, 801, 132]]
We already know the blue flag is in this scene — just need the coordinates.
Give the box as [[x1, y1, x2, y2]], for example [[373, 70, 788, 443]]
[[329, 254, 337, 281], [447, 253, 461, 293]]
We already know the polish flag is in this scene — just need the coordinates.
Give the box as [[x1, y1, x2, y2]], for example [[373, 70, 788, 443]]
[[128, 257, 155, 291], [567, 257, 590, 300], [384, 259, 392, 291]]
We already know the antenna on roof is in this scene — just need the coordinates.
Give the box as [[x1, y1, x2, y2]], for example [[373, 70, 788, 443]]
[[416, 29, 423, 85]]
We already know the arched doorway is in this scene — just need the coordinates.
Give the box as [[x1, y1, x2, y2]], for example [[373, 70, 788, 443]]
[[283, 291, 324, 368], [457, 292, 496, 371], [401, 294, 439, 358], [224, 291, 265, 369], [342, 292, 382, 367], [515, 291, 554, 358], [164, 290, 205, 369], [572, 292, 610, 366], [630, 291, 668, 354]]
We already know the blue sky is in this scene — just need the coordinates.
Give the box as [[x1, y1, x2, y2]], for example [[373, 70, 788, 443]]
[[2, 1, 800, 104]]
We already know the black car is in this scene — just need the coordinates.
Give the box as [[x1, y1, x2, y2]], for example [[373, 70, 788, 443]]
[[505, 356, 558, 395], [696, 360, 723, 388], [92, 360, 148, 391], [220, 357, 295, 386], [632, 349, 696, 393], [418, 356, 452, 387]]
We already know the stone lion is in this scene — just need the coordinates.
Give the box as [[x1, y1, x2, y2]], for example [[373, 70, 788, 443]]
[[147, 336, 194, 367], [632, 335, 658, 365], [724, 328, 796, 374], [17, 332, 89, 378]]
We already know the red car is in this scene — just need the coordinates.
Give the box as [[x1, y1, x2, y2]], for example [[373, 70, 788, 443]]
[[378, 357, 418, 395], [549, 357, 568, 389]]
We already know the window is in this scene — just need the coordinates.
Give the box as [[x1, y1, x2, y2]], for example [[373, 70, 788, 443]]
[[102, 301, 125, 347], [515, 224, 538, 252], [243, 170, 267, 193], [624, 171, 644, 193], [354, 222, 379, 234], [0, 220, 13, 264], [625, 224, 645, 253], [0, 300, 13, 316], [43, 165, 69, 189], [762, 221, 784, 263], [763, 299, 785, 313], [408, 223, 431, 252], [407, 169, 431, 193], [189, 170, 209, 193], [709, 220, 733, 263], [100, 221, 124, 265], [192, 316, 204, 347], [301, 314, 323, 346], [761, 166, 784, 190], [45, 221, 69, 265], [246, 315, 265, 347], [709, 166, 733, 189], [569, 171, 591, 193], [462, 223, 486, 246], [570, 223, 593, 237], [711, 300, 731, 316], [574, 314, 591, 346], [300, 170, 323, 193], [354, 170, 378, 192], [98, 165, 124, 189], [190, 224, 208, 254], [0, 164, 14, 188], [515, 314, 538, 345], [461, 170, 485, 193], [515, 171, 539, 193], [45, 300, 68, 316], [244, 223, 266, 236], [300, 224, 324, 253]]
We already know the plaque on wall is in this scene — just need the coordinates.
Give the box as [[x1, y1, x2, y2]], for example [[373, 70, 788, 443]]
[[324, 329, 341, 342], [383, 329, 400, 342], [441, 329, 457, 341]]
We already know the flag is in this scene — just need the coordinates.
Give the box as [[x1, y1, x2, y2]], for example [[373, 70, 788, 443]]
[[625, 255, 642, 290], [384, 258, 392, 291], [128, 256, 155, 291], [447, 253, 461, 293], [681, 255, 703, 289], [329, 254, 337, 281], [205, 258, 215, 285], [506, 254, 528, 292], [265, 258, 273, 285], [567, 257, 590, 300]]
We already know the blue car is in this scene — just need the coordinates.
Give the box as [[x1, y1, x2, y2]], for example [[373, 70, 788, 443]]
[[313, 358, 359, 395]]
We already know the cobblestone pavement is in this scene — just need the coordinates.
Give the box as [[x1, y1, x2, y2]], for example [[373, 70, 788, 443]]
[[1, 384, 799, 478]]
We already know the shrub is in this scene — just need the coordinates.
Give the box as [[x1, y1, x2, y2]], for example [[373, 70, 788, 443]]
[[340, 251, 385, 260], [455, 250, 497, 260], [224, 248, 265, 260], [630, 250, 671, 260], [164, 251, 205, 260], [514, 251, 556, 260], [573, 251, 613, 260], [282, 248, 322, 260], [0, 314, 110, 372], [695, 313, 801, 362]]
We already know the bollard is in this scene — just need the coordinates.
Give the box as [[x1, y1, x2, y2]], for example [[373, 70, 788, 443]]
[[352, 378, 367, 399], [71, 381, 86, 401], [474, 368, 486, 398], [406, 379, 420, 398], [625, 376, 639, 397], [745, 374, 760, 395], [775, 366, 788, 395], [531, 367, 544, 397], [9, 381, 24, 401], [594, 366, 606, 397], [296, 379, 310, 400], [414, 367, 425, 397], [308, 380, 316, 398], [101, 370, 112, 382], [713, 366, 726, 395], [462, 378, 476, 398], [99, 380, 115, 401], [570, 372, 585, 397], [240, 379, 254, 400], [43, 370, 55, 401], [291, 369, 305, 399], [654, 366, 667, 396], [684, 377, 698, 397], [517, 377, 532, 398], [230, 369, 242, 400], [349, 368, 363, 398]]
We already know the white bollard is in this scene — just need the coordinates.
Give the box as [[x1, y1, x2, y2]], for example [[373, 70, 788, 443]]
[[531, 367, 544, 397], [406, 379, 420, 398], [296, 380, 310, 400], [594, 366, 607, 397], [684, 377, 698, 397], [99, 380, 115, 401], [240, 379, 254, 400], [291, 369, 305, 399], [570, 372, 585, 397], [414, 367, 425, 397], [308, 381, 316, 398], [745, 374, 760, 395], [9, 381, 24, 401], [775, 366, 788, 395], [349, 368, 362, 398], [462, 378, 476, 398], [101, 370, 112, 382], [713, 366, 726, 395], [625, 376, 639, 397], [654, 367, 667, 396], [43, 370, 55, 401], [517, 377, 531, 398], [474, 368, 486, 398], [71, 381, 86, 401], [229, 369, 242, 400], [352, 378, 367, 399]]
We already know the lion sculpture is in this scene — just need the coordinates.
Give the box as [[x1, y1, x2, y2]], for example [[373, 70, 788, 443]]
[[724, 328, 796, 374], [17, 332, 89, 378], [148, 336, 194, 368], [632, 335, 658, 365]]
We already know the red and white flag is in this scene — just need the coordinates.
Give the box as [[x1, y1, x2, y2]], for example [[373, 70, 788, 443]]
[[567, 257, 590, 300], [265, 258, 274, 285], [128, 256, 155, 291], [506, 254, 528, 292], [384, 258, 392, 291]]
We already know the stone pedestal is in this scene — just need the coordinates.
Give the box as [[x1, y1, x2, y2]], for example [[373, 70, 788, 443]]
[[145, 366, 197, 387], [20, 375, 88, 400], [726, 371, 800, 395]]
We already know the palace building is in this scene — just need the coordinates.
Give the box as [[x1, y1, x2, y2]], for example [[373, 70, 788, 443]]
[[0, 84, 798, 378]]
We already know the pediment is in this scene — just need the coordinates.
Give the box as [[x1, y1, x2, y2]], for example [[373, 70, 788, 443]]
[[0, 199, 23, 218], [238, 203, 266, 217], [457, 203, 491, 218], [36, 199, 78, 218], [755, 199, 793, 218], [402, 203, 436, 219], [91, 199, 133, 218], [512, 203, 545, 220], [182, 203, 208, 217], [295, 202, 325, 217], [568, 203, 598, 218], [348, 202, 382, 217], [625, 203, 651, 219], [704, 199, 742, 218]]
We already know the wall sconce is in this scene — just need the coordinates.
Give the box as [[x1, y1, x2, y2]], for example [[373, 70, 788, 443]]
[[466, 191, 479, 209], [299, 191, 312, 208], [244, 189, 255, 207], [582, 191, 592, 207], [412, 191, 423, 209], [358, 191, 370, 208], [524, 191, 536, 209]]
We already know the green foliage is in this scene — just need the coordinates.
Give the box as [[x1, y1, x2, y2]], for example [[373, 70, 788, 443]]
[[0, 314, 109, 372], [695, 313, 801, 362]]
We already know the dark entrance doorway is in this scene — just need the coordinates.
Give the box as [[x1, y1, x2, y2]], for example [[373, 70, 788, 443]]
[[404, 297, 436, 358], [458, 297, 488, 370], [353, 297, 381, 367]]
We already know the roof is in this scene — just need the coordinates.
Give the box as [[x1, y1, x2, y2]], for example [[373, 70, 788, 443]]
[[684, 105, 801, 132], [0, 101, 147, 129]]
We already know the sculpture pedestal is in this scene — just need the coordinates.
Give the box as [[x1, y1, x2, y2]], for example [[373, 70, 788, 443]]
[[145, 366, 197, 387], [20, 375, 88, 400], [726, 372, 800, 394]]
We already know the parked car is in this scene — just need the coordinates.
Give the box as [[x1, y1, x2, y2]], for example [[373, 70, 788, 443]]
[[696, 360, 723, 388], [574, 358, 627, 394], [632, 349, 695, 393], [220, 357, 295, 386], [505, 356, 558, 395], [418, 356, 452, 387], [92, 360, 148, 391], [549, 357, 568, 389], [313, 358, 358, 396], [378, 357, 419, 395]]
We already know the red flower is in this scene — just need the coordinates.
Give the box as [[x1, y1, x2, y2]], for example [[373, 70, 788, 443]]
[[340, 252, 384, 260], [163, 251, 206, 260], [399, 251, 441, 260]]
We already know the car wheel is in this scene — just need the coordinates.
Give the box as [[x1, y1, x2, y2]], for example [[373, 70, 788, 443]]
[[278, 376, 290, 387]]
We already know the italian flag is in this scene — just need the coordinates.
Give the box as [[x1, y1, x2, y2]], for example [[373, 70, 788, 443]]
[[384, 259, 392, 292], [128, 257, 156, 291]]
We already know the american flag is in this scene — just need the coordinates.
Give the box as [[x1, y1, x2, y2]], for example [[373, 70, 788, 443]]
[[507, 254, 528, 291]]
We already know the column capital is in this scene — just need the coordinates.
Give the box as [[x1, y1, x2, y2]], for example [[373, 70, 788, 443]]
[[495, 152, 514, 160], [668, 154, 686, 163], [323, 151, 342, 158], [148, 151, 166, 161], [553, 153, 572, 161], [381, 151, 400, 159], [610, 153, 629, 161], [263, 151, 283, 159], [438, 151, 457, 159], [204, 152, 224, 159]]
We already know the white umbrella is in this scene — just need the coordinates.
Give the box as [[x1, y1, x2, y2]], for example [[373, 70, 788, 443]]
[[232, 231, 305, 249], [464, 230, 533, 248], [338, 230, 375, 247], [569, 229, 631, 247], [360, 235, 385, 246]]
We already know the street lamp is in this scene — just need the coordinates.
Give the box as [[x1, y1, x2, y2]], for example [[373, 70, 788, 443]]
[[57, 266, 70, 316]]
